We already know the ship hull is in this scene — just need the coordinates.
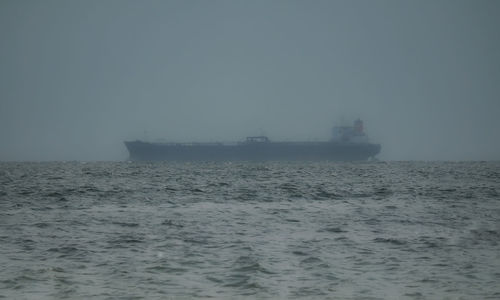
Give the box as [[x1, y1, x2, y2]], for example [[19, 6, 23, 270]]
[[124, 141, 381, 161]]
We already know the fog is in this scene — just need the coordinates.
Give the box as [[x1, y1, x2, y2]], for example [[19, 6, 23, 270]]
[[1, 0, 499, 161]]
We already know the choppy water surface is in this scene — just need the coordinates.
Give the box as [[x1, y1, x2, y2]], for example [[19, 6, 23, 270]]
[[1, 161, 500, 299]]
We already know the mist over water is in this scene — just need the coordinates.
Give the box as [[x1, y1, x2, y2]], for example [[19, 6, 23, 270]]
[[1, 161, 500, 299], [1, 0, 500, 161]]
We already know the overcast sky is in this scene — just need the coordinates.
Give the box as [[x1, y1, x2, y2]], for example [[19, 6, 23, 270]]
[[1, 0, 499, 161]]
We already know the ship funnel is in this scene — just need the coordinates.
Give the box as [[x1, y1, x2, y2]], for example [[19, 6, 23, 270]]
[[354, 119, 363, 134]]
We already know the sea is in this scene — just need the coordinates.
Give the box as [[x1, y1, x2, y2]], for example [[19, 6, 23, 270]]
[[1, 161, 499, 300]]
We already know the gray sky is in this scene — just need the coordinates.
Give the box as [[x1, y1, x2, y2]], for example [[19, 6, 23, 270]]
[[1, 0, 499, 161]]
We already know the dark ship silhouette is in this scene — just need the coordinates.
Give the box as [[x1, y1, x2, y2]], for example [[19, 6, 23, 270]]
[[124, 119, 381, 161]]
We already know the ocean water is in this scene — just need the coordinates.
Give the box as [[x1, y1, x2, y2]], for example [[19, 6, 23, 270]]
[[1, 161, 499, 299]]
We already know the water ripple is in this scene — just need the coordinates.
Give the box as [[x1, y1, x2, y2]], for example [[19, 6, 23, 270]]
[[0, 161, 499, 299]]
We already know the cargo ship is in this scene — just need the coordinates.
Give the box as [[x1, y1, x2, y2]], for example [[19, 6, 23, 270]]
[[124, 119, 381, 161]]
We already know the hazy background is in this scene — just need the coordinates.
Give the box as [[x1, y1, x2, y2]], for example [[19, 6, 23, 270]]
[[1, 0, 499, 161]]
